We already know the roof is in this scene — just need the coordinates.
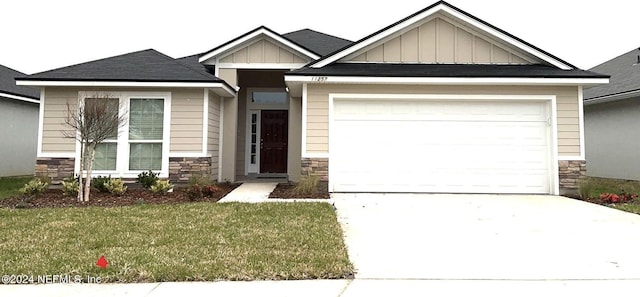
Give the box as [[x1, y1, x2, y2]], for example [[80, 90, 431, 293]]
[[20, 49, 227, 84], [308, 0, 577, 70], [282, 29, 352, 56], [584, 47, 640, 101], [198, 26, 321, 63], [0, 64, 39, 100], [288, 63, 608, 78]]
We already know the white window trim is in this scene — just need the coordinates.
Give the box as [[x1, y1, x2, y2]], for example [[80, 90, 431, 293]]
[[326, 93, 560, 195], [74, 91, 172, 179], [246, 110, 261, 174]]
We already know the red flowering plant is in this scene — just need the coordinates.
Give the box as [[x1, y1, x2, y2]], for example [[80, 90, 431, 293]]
[[600, 191, 638, 203]]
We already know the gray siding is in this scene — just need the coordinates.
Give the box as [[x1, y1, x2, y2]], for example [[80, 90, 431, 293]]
[[585, 99, 640, 180], [0, 97, 39, 176]]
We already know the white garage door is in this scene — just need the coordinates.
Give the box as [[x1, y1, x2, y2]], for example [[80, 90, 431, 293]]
[[331, 99, 552, 194]]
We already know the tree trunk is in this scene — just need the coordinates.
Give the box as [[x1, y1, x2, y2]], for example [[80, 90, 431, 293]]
[[77, 141, 85, 202], [83, 146, 95, 202]]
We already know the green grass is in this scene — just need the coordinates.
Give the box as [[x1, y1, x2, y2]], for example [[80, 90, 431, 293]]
[[0, 176, 32, 199], [579, 176, 640, 215], [0, 202, 353, 282]]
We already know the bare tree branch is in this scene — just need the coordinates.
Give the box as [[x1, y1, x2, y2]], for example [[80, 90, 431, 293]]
[[63, 92, 127, 202]]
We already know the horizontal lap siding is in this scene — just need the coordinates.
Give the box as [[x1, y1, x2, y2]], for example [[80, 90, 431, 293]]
[[42, 89, 77, 153], [208, 92, 221, 179], [306, 84, 580, 156], [170, 90, 203, 153]]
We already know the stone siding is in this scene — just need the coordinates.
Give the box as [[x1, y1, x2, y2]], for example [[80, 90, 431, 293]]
[[301, 157, 328, 181], [169, 157, 212, 182], [34, 158, 75, 184], [559, 160, 586, 195]]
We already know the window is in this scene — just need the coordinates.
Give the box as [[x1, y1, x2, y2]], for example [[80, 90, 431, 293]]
[[251, 91, 287, 104], [85, 98, 119, 171], [128, 98, 164, 170]]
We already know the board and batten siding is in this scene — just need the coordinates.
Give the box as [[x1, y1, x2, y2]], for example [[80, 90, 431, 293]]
[[41, 88, 77, 153], [347, 15, 534, 64], [219, 39, 308, 64], [170, 89, 204, 153], [305, 84, 580, 157], [207, 91, 222, 179]]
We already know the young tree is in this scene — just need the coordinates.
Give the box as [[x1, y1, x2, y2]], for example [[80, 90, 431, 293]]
[[63, 93, 126, 202]]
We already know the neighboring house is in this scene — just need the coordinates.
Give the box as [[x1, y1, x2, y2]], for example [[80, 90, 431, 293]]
[[16, 1, 608, 194], [583, 48, 640, 180], [0, 65, 40, 177]]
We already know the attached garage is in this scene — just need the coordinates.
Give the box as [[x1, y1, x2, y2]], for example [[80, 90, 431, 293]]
[[329, 95, 555, 194]]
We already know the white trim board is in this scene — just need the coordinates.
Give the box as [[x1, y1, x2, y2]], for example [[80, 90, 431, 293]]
[[199, 27, 320, 63], [0, 91, 40, 104], [202, 89, 209, 155], [285, 75, 609, 86], [309, 3, 573, 70], [326, 93, 560, 195], [577, 86, 586, 160], [216, 63, 307, 69], [16, 81, 236, 97]]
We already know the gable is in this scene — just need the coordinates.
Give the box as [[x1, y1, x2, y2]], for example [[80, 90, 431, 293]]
[[219, 38, 309, 64], [345, 14, 536, 65]]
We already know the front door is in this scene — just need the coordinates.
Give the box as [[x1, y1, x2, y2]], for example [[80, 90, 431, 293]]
[[260, 110, 288, 173]]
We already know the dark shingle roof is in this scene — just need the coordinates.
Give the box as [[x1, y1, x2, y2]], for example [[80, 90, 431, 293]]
[[0, 65, 39, 100], [288, 63, 608, 78], [584, 47, 640, 100], [20, 49, 226, 83], [283, 29, 353, 56]]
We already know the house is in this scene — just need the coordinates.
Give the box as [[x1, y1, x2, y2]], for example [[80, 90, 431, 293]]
[[0, 65, 40, 177], [16, 1, 608, 195], [583, 48, 640, 180]]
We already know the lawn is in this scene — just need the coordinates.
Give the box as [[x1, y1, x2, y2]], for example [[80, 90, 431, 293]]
[[579, 176, 640, 215], [0, 176, 32, 199], [0, 202, 353, 282]]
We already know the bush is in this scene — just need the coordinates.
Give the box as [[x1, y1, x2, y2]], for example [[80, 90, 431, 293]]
[[19, 179, 49, 197], [202, 184, 220, 196], [92, 175, 111, 193], [104, 178, 127, 196], [600, 192, 638, 204], [137, 170, 159, 189], [61, 176, 79, 196], [578, 177, 593, 199], [186, 184, 204, 201], [188, 175, 211, 186], [293, 175, 319, 195], [150, 180, 174, 194]]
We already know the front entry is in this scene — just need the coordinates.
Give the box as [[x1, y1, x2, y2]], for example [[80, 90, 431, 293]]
[[260, 110, 288, 173]]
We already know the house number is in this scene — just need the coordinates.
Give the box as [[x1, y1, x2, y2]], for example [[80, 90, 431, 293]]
[[311, 76, 328, 82]]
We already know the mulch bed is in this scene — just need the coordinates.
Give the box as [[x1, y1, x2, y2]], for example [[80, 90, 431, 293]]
[[268, 182, 330, 199], [0, 183, 239, 209]]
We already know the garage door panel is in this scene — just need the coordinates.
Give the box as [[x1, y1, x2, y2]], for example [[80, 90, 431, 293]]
[[331, 99, 552, 194]]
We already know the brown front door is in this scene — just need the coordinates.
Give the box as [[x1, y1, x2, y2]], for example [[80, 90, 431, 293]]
[[260, 110, 288, 173]]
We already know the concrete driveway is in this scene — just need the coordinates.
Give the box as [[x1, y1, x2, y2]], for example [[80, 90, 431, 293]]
[[332, 194, 640, 280]]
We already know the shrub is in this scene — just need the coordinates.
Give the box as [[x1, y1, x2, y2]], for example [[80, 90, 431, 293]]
[[19, 179, 49, 197], [600, 192, 637, 204], [92, 175, 111, 193], [202, 184, 220, 197], [577, 177, 592, 199], [61, 175, 79, 196], [137, 170, 159, 189], [150, 180, 174, 194], [292, 175, 319, 195], [186, 184, 204, 201], [104, 178, 127, 196], [189, 175, 211, 186]]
